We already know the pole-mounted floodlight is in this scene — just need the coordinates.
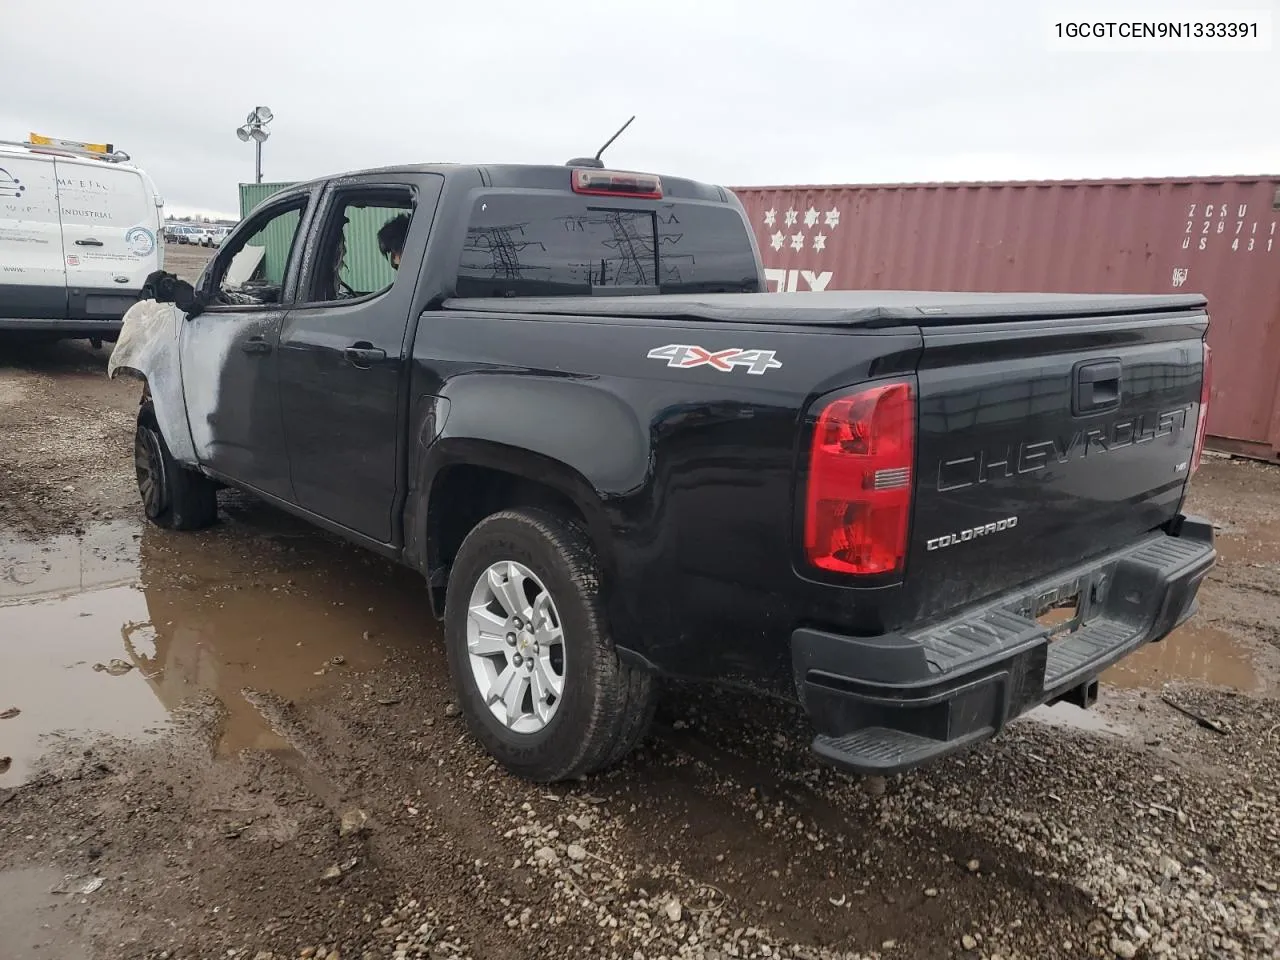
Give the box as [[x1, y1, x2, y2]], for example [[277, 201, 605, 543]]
[[236, 106, 273, 184]]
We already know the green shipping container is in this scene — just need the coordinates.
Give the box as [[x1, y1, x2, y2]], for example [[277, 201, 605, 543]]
[[238, 182, 297, 289], [237, 181, 402, 297]]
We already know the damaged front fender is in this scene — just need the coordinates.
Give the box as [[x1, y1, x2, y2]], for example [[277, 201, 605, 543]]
[[107, 300, 199, 467]]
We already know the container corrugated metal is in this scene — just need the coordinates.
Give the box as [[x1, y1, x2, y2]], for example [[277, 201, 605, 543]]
[[238, 182, 299, 287], [238, 182, 295, 219], [733, 176, 1280, 459], [237, 181, 395, 294]]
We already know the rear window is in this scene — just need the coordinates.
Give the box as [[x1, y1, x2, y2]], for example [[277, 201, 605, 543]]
[[456, 193, 760, 298]]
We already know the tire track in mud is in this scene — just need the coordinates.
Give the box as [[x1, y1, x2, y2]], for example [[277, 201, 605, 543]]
[[278, 658, 1100, 959], [610, 711, 1097, 954], [233, 672, 609, 960]]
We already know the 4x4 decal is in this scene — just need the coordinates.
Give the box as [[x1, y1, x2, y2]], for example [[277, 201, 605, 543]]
[[647, 343, 782, 375]]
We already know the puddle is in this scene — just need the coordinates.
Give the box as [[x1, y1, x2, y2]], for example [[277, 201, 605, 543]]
[[0, 867, 92, 960], [1, 520, 140, 602], [1101, 619, 1269, 693], [1213, 517, 1280, 567], [0, 584, 171, 784], [1, 512, 438, 787]]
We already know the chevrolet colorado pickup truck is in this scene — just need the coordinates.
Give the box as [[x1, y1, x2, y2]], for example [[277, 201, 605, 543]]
[[108, 160, 1216, 783]]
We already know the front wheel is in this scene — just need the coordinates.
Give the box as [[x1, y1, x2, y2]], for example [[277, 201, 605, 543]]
[[134, 404, 218, 530], [443, 508, 655, 782]]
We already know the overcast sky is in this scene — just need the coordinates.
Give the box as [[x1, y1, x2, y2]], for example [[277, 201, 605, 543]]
[[3, 0, 1276, 219]]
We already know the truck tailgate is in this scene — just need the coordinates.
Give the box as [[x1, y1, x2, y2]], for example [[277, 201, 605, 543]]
[[903, 309, 1209, 623]]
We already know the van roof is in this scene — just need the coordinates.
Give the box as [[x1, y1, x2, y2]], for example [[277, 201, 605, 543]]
[[0, 142, 145, 176]]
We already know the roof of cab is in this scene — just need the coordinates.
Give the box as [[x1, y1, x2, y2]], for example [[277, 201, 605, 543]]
[[268, 163, 732, 204]]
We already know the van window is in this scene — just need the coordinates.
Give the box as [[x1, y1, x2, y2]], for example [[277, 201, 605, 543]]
[[455, 194, 760, 298]]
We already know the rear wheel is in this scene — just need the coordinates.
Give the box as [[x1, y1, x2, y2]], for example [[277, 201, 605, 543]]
[[134, 404, 218, 530], [443, 508, 655, 782]]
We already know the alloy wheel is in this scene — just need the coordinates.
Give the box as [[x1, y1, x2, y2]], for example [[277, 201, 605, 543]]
[[466, 560, 566, 734]]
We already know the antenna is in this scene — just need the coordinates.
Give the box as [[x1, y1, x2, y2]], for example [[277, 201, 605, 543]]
[[566, 116, 636, 169]]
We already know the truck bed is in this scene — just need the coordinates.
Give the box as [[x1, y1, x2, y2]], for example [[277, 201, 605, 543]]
[[444, 290, 1208, 327]]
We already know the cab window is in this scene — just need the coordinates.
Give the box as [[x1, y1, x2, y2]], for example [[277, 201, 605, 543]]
[[306, 187, 416, 304], [208, 199, 306, 307], [455, 194, 761, 298]]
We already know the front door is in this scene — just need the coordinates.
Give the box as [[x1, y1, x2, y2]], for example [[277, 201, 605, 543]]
[[277, 176, 439, 542], [180, 195, 311, 500]]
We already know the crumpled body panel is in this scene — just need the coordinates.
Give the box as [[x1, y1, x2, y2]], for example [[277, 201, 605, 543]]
[[106, 300, 198, 466]]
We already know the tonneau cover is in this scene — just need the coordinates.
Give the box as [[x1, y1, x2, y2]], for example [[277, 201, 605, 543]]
[[442, 290, 1208, 328]]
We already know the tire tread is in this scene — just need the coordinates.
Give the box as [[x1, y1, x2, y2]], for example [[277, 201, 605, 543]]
[[444, 508, 654, 782], [138, 404, 218, 531]]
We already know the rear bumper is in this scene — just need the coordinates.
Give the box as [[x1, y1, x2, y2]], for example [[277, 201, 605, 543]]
[[793, 515, 1216, 776]]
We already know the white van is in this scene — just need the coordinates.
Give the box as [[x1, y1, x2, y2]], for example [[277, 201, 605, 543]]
[[1, 135, 163, 342]]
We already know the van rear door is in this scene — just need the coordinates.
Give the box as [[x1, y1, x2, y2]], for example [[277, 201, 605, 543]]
[[0, 153, 67, 320], [54, 158, 160, 324]]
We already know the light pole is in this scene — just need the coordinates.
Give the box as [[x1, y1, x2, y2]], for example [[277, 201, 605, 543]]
[[236, 106, 273, 184]]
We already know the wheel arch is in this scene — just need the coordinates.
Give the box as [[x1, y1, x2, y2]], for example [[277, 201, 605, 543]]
[[408, 439, 617, 619], [107, 301, 198, 466]]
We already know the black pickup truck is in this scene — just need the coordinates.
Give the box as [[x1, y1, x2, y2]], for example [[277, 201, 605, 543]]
[[108, 160, 1216, 782]]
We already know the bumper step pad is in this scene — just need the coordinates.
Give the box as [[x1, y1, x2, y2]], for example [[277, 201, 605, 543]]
[[813, 726, 994, 775], [797, 522, 1217, 778]]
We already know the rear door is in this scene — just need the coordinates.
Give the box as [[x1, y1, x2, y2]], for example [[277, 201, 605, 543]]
[[903, 308, 1207, 622], [54, 158, 160, 323], [0, 152, 66, 320], [277, 174, 442, 543]]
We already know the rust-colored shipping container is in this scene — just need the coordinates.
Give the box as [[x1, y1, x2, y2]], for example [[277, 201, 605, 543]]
[[733, 177, 1280, 459]]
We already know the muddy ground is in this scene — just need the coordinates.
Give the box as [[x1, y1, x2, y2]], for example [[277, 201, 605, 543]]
[[1, 253, 1277, 960]]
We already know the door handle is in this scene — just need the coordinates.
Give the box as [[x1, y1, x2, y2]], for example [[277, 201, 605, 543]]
[[344, 342, 386, 368], [241, 336, 273, 355], [75, 239, 104, 247], [1072, 358, 1122, 415]]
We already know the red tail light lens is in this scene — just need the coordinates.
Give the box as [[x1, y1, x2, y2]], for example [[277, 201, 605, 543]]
[[804, 381, 915, 577], [1191, 341, 1212, 475]]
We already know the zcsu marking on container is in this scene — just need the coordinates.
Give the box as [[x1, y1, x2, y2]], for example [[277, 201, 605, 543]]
[[732, 176, 1280, 461]]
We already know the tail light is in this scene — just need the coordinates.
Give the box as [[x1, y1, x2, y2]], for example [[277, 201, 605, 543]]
[[804, 381, 915, 577], [1191, 341, 1212, 475]]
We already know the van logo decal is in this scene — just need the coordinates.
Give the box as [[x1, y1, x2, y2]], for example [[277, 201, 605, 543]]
[[0, 168, 23, 199], [125, 226, 156, 257], [647, 343, 782, 375]]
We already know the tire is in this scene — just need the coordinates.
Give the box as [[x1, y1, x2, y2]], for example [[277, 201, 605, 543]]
[[443, 508, 654, 782], [134, 404, 218, 530]]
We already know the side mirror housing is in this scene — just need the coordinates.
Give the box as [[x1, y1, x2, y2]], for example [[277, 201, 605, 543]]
[[141, 270, 204, 317]]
